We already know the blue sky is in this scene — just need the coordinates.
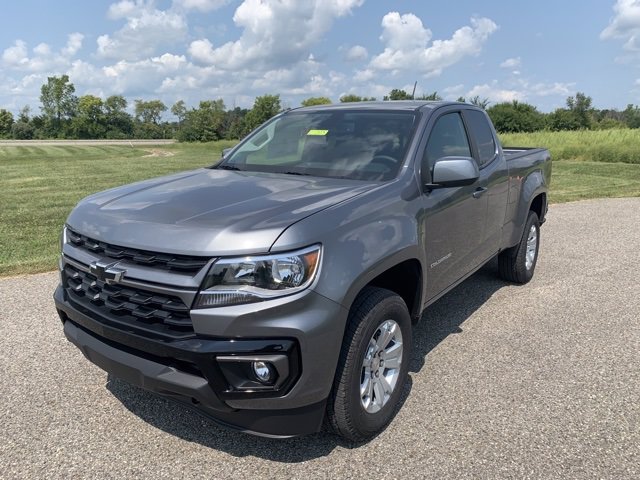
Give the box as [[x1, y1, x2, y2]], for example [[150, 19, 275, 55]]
[[0, 0, 638, 117]]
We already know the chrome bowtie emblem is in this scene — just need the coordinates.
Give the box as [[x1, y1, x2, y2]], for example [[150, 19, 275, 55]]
[[89, 260, 126, 284]]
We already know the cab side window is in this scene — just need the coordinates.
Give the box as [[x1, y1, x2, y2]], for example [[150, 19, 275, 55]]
[[464, 110, 497, 166], [422, 112, 471, 183]]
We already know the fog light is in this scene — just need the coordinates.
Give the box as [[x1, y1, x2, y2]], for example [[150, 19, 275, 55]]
[[252, 361, 273, 383]]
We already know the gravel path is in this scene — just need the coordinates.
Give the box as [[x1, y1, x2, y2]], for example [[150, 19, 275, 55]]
[[1, 198, 638, 479]]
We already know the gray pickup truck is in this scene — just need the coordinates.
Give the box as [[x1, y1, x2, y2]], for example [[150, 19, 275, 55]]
[[54, 101, 551, 441]]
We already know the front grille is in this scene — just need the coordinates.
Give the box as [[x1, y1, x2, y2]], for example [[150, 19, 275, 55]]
[[66, 228, 209, 273], [63, 263, 194, 338]]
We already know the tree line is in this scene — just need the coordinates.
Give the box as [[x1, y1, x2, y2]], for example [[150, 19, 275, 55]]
[[1, 76, 640, 141]]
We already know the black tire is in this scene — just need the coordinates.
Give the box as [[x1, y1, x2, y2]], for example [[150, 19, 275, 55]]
[[327, 287, 412, 442], [498, 210, 540, 284]]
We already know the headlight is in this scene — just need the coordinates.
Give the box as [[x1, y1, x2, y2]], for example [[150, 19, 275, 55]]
[[194, 245, 321, 308]]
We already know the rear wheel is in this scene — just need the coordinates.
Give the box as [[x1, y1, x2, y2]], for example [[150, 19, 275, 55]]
[[327, 287, 412, 442], [498, 210, 540, 284]]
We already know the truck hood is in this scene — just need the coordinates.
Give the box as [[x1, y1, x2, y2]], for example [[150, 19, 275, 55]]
[[67, 168, 376, 256]]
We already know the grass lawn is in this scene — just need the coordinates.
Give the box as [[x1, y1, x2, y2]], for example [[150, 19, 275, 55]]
[[1, 136, 640, 277], [0, 141, 235, 277], [499, 129, 640, 164]]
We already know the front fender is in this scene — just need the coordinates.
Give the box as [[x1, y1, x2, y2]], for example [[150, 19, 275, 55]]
[[271, 181, 426, 311]]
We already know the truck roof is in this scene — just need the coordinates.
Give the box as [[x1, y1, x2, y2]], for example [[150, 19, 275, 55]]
[[293, 100, 461, 113]]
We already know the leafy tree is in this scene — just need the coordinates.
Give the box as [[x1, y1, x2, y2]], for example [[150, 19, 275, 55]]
[[456, 96, 467, 103], [171, 100, 187, 123], [18, 105, 30, 123], [487, 101, 545, 133], [339, 94, 376, 102], [104, 95, 133, 138], [384, 89, 411, 101], [134, 99, 167, 125], [11, 120, 34, 139], [242, 94, 281, 135], [40, 75, 78, 125], [548, 108, 582, 131], [72, 95, 106, 138], [469, 96, 490, 109], [224, 107, 249, 140], [594, 118, 627, 130], [133, 99, 168, 138], [301, 96, 332, 107], [0, 109, 14, 137], [416, 91, 442, 101], [622, 104, 640, 128], [594, 108, 624, 123], [565, 92, 593, 129], [177, 100, 226, 142]]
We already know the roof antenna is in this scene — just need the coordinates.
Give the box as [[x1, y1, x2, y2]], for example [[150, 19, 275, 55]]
[[411, 81, 417, 100]]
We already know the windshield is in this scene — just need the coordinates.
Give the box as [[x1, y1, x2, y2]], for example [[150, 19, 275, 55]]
[[219, 110, 418, 181]]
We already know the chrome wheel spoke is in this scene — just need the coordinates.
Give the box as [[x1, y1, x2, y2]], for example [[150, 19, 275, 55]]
[[525, 225, 537, 270], [380, 343, 402, 369], [360, 318, 404, 413], [376, 321, 395, 350], [372, 379, 385, 410], [379, 374, 393, 396], [360, 372, 372, 397]]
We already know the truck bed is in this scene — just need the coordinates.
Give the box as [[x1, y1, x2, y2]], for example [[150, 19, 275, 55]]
[[503, 147, 548, 161]]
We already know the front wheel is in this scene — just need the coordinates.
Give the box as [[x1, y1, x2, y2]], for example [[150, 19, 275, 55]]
[[327, 287, 412, 442], [498, 210, 540, 284]]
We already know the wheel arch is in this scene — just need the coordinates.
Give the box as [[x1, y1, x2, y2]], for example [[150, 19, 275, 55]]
[[343, 252, 424, 323], [529, 192, 547, 224]]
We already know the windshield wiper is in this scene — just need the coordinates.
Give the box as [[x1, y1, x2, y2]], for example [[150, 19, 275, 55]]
[[216, 164, 243, 171], [279, 171, 312, 176]]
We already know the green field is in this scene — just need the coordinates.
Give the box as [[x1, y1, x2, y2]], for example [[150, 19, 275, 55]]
[[1, 133, 640, 277], [0, 142, 235, 277], [499, 129, 640, 164]]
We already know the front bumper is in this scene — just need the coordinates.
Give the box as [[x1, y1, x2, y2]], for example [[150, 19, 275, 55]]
[[54, 285, 343, 437]]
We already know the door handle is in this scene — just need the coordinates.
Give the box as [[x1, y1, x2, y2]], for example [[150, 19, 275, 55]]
[[472, 187, 488, 199]]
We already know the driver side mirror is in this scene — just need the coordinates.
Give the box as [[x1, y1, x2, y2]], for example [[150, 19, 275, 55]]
[[426, 156, 479, 190], [221, 147, 232, 158]]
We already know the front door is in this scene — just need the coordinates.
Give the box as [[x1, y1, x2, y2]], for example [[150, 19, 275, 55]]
[[419, 111, 489, 302]]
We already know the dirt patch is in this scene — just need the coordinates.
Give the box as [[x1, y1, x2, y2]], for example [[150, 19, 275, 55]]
[[142, 149, 175, 157]]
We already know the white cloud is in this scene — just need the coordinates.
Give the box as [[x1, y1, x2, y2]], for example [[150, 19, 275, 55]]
[[172, 0, 230, 12], [98, 4, 187, 61], [1, 33, 83, 72], [500, 57, 521, 68], [188, 0, 364, 70], [467, 83, 523, 103], [188, 38, 216, 64], [345, 45, 368, 62], [369, 13, 498, 76], [33, 43, 51, 56], [526, 81, 575, 97], [107, 0, 138, 19], [601, 0, 640, 50], [463, 80, 575, 104], [2, 40, 29, 66], [0, 1, 577, 116], [442, 84, 465, 99], [62, 33, 84, 57], [353, 68, 375, 82], [380, 12, 431, 51]]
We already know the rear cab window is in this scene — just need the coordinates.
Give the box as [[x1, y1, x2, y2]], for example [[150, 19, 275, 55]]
[[464, 110, 497, 167]]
